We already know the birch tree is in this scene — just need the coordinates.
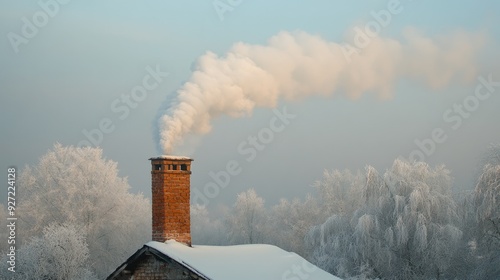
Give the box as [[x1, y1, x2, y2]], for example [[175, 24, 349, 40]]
[[191, 204, 226, 245], [225, 188, 266, 244], [474, 164, 500, 248], [468, 153, 500, 278], [0, 223, 97, 280], [17, 144, 151, 278], [307, 159, 462, 279], [266, 195, 324, 256]]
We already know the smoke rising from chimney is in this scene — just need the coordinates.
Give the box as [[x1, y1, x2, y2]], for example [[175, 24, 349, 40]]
[[158, 29, 483, 154]]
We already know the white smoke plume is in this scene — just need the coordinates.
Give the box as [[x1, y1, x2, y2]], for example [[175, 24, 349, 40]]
[[159, 29, 483, 154]]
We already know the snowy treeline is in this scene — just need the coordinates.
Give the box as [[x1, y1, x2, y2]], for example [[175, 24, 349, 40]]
[[307, 161, 463, 279], [0, 144, 498, 279], [192, 145, 500, 279]]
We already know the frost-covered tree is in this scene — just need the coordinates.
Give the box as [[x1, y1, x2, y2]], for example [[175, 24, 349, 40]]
[[455, 144, 500, 278], [479, 144, 500, 169], [307, 159, 463, 279], [225, 188, 266, 244], [17, 144, 151, 278], [474, 164, 500, 248], [305, 168, 372, 276], [191, 204, 226, 245], [0, 223, 97, 280], [266, 195, 323, 257], [313, 169, 365, 217], [465, 162, 500, 278]]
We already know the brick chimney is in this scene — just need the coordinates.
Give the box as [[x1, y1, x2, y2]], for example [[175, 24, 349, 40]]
[[149, 156, 193, 246]]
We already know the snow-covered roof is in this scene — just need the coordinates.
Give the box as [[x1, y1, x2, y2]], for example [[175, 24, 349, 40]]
[[146, 240, 341, 280], [149, 155, 192, 160]]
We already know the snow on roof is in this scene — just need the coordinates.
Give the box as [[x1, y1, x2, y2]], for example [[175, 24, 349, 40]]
[[146, 240, 341, 280], [149, 155, 192, 160]]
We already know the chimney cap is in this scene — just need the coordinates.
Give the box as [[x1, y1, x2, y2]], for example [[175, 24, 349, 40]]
[[149, 155, 193, 161]]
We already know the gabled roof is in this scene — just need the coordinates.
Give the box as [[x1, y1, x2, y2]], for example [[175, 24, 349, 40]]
[[106, 243, 210, 280], [108, 240, 341, 280]]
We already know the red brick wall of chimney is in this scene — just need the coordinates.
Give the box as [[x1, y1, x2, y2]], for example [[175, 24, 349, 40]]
[[150, 157, 192, 246]]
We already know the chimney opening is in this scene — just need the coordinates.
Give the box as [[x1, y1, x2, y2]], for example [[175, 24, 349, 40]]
[[172, 164, 177, 170], [154, 164, 162, 170], [180, 164, 187, 171]]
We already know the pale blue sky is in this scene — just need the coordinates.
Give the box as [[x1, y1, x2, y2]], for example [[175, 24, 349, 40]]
[[1, 1, 499, 207]]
